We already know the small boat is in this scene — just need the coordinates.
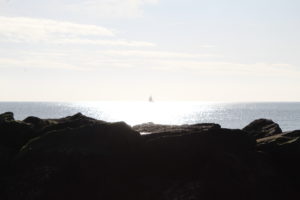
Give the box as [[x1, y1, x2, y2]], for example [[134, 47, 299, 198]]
[[149, 95, 154, 102]]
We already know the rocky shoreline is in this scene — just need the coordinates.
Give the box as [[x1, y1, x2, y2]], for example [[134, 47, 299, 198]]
[[1, 112, 300, 200]]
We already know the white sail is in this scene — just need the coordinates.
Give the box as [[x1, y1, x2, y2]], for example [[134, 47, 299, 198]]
[[149, 96, 154, 102]]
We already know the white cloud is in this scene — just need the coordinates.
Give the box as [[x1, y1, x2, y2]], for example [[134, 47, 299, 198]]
[[0, 0, 160, 19], [147, 61, 300, 77], [0, 57, 87, 71], [0, 16, 155, 46], [0, 16, 113, 39], [66, 0, 159, 19], [2, 48, 298, 79], [98, 50, 218, 58], [55, 39, 155, 47], [199, 45, 216, 48]]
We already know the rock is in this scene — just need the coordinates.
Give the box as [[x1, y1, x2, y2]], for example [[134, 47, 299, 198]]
[[135, 124, 263, 200], [37, 113, 103, 134], [23, 116, 51, 130], [0, 112, 14, 123], [0, 112, 34, 150], [133, 122, 221, 134], [8, 117, 261, 200], [141, 127, 256, 174], [0, 112, 106, 152], [282, 130, 300, 137], [9, 120, 141, 200], [1, 112, 299, 200], [137, 126, 286, 200], [0, 112, 109, 198], [257, 133, 300, 154], [243, 119, 282, 139], [21, 113, 105, 144], [257, 129, 300, 158], [0, 144, 16, 198], [257, 132, 300, 195], [20, 121, 141, 156]]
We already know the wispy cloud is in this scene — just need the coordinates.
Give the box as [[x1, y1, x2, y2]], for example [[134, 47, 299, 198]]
[[66, 0, 160, 19], [98, 50, 219, 58], [0, 57, 87, 71], [199, 45, 216, 48], [0, 0, 160, 19], [54, 39, 155, 47], [0, 16, 114, 38], [0, 16, 155, 47], [1, 49, 298, 79], [148, 61, 300, 77]]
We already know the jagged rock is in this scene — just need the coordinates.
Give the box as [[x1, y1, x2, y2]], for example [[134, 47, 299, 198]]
[[0, 112, 101, 151], [23, 116, 51, 130], [243, 119, 282, 139], [0, 112, 34, 150], [37, 112, 103, 134], [0, 112, 14, 123]]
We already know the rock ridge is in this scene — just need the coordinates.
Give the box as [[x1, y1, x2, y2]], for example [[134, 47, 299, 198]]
[[0, 112, 299, 200]]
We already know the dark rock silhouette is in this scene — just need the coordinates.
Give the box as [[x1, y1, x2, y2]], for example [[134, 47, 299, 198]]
[[0, 112, 299, 200], [243, 118, 282, 139], [256, 130, 300, 192], [0, 112, 34, 150]]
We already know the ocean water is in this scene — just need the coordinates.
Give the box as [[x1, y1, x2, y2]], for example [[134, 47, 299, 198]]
[[0, 102, 300, 131]]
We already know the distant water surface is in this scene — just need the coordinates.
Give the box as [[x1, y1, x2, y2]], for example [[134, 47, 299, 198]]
[[0, 102, 300, 131]]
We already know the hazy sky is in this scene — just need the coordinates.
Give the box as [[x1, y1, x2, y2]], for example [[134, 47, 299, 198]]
[[1, 0, 300, 101]]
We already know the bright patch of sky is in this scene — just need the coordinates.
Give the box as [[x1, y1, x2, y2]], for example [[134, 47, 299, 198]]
[[0, 0, 300, 101]]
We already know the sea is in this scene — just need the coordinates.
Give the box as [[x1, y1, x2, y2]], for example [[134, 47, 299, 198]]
[[0, 102, 300, 131]]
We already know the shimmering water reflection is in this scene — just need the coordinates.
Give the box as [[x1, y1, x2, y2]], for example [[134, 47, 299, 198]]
[[72, 101, 218, 125], [1, 102, 300, 131]]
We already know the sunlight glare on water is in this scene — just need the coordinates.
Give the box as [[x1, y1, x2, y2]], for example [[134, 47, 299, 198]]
[[71, 101, 217, 125]]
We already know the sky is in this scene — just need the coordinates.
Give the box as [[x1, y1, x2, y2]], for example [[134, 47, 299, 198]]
[[0, 0, 300, 102]]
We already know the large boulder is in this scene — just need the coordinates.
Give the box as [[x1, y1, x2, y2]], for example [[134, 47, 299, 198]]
[[243, 119, 282, 139], [136, 125, 283, 200], [141, 126, 256, 172], [0, 112, 14, 123], [257, 130, 300, 196], [0, 112, 101, 151], [0, 112, 34, 151], [0, 112, 131, 200], [8, 121, 141, 200], [23, 116, 51, 130], [23, 112, 102, 134], [0, 113, 34, 199], [257, 132, 300, 155]]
